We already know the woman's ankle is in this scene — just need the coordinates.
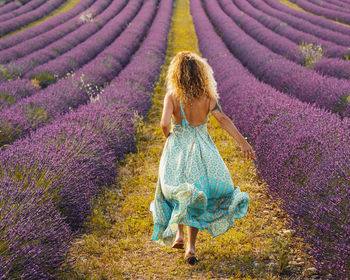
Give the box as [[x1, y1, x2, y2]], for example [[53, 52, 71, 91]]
[[175, 231, 184, 240], [186, 242, 195, 252]]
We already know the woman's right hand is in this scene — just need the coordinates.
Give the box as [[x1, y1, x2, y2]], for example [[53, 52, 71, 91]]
[[240, 140, 256, 160]]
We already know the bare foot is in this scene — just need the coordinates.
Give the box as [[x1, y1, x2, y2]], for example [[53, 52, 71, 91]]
[[184, 242, 195, 257], [184, 248, 198, 265], [184, 248, 195, 257]]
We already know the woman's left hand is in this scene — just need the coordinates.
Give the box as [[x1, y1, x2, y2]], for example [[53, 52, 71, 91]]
[[240, 141, 256, 160]]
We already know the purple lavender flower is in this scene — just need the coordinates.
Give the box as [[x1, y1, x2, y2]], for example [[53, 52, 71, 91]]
[[0, 0, 172, 278], [289, 0, 350, 25], [0, 0, 68, 37], [191, 0, 350, 277], [0, 0, 95, 51], [0, 0, 102, 64], [204, 0, 350, 117]]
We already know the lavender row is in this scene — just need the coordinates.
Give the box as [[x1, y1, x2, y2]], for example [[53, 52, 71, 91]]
[[307, 0, 350, 12], [0, 0, 125, 108], [226, 0, 350, 80], [0, 0, 95, 51], [0, 0, 29, 16], [288, 0, 350, 25], [0, 0, 67, 37], [0, 0, 99, 64], [207, 0, 350, 117], [240, 0, 350, 52], [222, 0, 303, 63], [0, 2, 17, 15], [321, 0, 350, 9], [24, 0, 141, 81], [249, 0, 350, 49], [0, 0, 33, 15], [192, 0, 350, 278], [0, 0, 32, 7], [0, 79, 38, 110], [313, 57, 350, 80], [0, 0, 121, 79], [263, 0, 350, 38], [222, 0, 349, 62], [0, 0, 153, 147], [0, 0, 172, 277], [0, 176, 74, 280], [0, 0, 46, 22]]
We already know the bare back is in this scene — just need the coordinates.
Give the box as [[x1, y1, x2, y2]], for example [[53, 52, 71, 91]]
[[170, 93, 211, 127]]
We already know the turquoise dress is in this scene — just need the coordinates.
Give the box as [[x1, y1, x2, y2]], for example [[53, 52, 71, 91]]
[[150, 99, 249, 246]]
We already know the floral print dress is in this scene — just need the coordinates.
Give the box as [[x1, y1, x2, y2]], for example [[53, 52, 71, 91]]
[[150, 99, 249, 246]]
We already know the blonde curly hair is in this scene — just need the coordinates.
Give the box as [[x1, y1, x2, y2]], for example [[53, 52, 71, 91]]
[[166, 51, 219, 105]]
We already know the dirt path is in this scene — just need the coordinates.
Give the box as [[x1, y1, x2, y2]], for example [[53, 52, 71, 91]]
[[60, 0, 318, 279]]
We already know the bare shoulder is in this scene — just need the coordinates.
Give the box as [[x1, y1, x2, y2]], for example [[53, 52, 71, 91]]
[[208, 96, 217, 111], [208, 96, 223, 112], [165, 91, 175, 105], [208, 96, 226, 122]]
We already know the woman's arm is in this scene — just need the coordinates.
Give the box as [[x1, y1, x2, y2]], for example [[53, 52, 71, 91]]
[[210, 97, 256, 160], [160, 92, 174, 138]]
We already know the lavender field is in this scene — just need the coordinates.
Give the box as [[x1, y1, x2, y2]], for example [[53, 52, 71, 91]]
[[0, 0, 349, 279]]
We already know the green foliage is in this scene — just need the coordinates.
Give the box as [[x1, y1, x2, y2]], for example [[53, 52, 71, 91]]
[[333, 94, 350, 116], [23, 104, 48, 126], [0, 90, 16, 105], [0, 65, 13, 81], [29, 72, 57, 88], [299, 42, 323, 67], [0, 121, 18, 147]]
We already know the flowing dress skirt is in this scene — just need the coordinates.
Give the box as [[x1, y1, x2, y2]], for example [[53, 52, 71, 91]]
[[150, 113, 249, 246]]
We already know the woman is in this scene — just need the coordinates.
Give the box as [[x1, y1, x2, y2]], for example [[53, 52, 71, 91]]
[[150, 51, 256, 265]]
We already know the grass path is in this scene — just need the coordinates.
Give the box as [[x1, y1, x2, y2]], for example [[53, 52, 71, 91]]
[[278, 0, 350, 27], [59, 0, 317, 278], [0, 0, 81, 40]]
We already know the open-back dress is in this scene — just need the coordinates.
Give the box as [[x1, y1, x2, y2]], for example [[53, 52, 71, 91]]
[[150, 99, 249, 246]]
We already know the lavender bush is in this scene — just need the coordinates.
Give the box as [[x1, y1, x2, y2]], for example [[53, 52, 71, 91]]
[[205, 0, 350, 118], [0, 0, 67, 37], [0, 0, 25, 16], [223, 0, 350, 80], [313, 57, 350, 79], [0, 78, 38, 110], [0, 0, 127, 111], [235, 0, 350, 54], [0, 0, 172, 277], [0, 0, 156, 147], [0, 0, 47, 22], [0, 0, 101, 64], [322, 0, 350, 9], [0, 175, 74, 280], [24, 0, 142, 81], [220, 0, 304, 63], [0, 0, 95, 51], [307, 0, 350, 13], [191, 0, 350, 278], [0, 0, 128, 81], [289, 0, 350, 25], [262, 0, 350, 37], [1, 107, 128, 228]]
